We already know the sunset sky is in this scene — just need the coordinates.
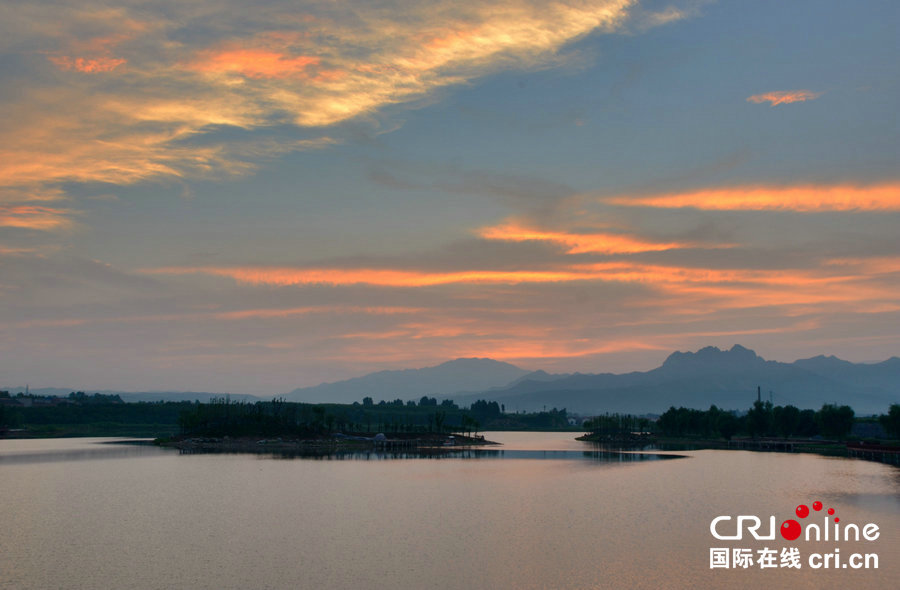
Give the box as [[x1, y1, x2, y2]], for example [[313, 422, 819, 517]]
[[1, 0, 897, 393]]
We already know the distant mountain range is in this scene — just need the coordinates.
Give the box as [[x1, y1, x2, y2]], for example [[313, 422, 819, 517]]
[[7, 346, 898, 414], [285, 345, 898, 414], [451, 345, 899, 415], [284, 358, 529, 404]]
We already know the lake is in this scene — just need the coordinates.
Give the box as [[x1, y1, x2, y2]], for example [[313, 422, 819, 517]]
[[1, 432, 897, 589]]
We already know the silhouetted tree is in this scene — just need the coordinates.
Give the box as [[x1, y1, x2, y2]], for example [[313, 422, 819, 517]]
[[716, 412, 739, 440], [816, 404, 854, 439], [879, 404, 900, 439], [433, 410, 446, 433], [773, 405, 801, 437], [746, 400, 773, 438], [796, 409, 817, 437]]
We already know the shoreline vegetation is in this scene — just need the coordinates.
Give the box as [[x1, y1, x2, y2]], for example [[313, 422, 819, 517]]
[[0, 392, 570, 440], [2, 391, 898, 464], [577, 401, 900, 465]]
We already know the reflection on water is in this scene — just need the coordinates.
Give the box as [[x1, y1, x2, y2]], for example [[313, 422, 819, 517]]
[[178, 447, 686, 462], [0, 438, 166, 465], [1, 433, 897, 590], [0, 436, 686, 465], [0, 437, 684, 464]]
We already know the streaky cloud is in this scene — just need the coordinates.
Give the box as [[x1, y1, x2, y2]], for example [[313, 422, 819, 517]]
[[142, 258, 899, 315], [604, 182, 900, 211], [48, 55, 127, 73], [144, 266, 600, 287], [478, 220, 705, 254], [747, 90, 823, 106], [0, 205, 75, 231]]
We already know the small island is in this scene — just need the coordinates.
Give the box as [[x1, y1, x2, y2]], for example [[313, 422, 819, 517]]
[[151, 396, 505, 455]]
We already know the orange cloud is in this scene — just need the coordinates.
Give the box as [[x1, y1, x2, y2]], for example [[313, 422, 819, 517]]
[[0, 90, 335, 190], [0, 205, 73, 231], [334, 337, 668, 366], [0, 186, 67, 203], [462, 340, 669, 362], [605, 183, 900, 211], [5, 1, 680, 209], [49, 56, 126, 73], [147, 266, 595, 287], [47, 30, 139, 74], [479, 221, 697, 254], [212, 305, 424, 320], [188, 48, 321, 79], [143, 260, 870, 292], [141, 258, 900, 320], [747, 90, 823, 106]]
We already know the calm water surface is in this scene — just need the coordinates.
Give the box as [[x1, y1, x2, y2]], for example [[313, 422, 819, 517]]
[[1, 433, 897, 589]]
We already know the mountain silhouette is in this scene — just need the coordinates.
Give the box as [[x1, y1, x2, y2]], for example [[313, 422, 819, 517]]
[[284, 358, 529, 404], [281, 345, 898, 413], [451, 345, 898, 415]]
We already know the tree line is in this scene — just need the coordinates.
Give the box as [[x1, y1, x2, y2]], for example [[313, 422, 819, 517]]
[[584, 402, 900, 441], [177, 396, 486, 437], [656, 401, 860, 440], [0, 396, 190, 430], [4, 390, 897, 442], [0, 392, 572, 436]]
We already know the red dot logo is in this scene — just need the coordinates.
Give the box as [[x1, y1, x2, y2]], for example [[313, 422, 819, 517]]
[[834, 517, 840, 523], [780, 519, 802, 541], [796, 504, 809, 518], [812, 501, 823, 511], [827, 508, 835, 515]]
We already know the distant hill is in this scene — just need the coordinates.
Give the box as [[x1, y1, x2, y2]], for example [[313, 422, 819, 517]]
[[451, 345, 899, 415], [284, 358, 529, 404]]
